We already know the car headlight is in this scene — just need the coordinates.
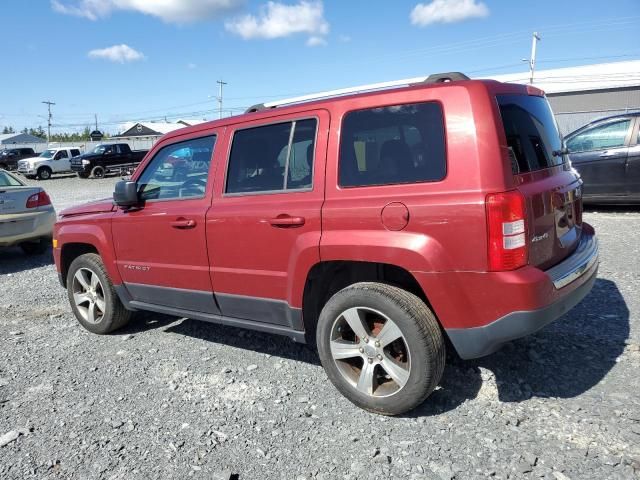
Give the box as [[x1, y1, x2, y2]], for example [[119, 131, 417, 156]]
[[82, 159, 90, 165]]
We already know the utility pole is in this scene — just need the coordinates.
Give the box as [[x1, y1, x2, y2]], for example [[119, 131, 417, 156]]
[[94, 114, 98, 131], [216, 80, 227, 119], [42, 100, 55, 143], [528, 32, 541, 84]]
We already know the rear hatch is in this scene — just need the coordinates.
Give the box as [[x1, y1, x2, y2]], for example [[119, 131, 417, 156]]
[[497, 93, 582, 271]]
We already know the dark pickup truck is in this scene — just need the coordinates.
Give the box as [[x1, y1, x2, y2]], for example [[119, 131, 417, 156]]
[[0, 148, 36, 170], [70, 143, 148, 178]]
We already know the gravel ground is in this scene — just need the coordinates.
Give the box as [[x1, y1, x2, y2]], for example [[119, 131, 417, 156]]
[[1, 175, 639, 480]]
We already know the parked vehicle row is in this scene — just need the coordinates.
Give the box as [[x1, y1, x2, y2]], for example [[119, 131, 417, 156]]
[[53, 73, 599, 415], [10, 143, 148, 180]]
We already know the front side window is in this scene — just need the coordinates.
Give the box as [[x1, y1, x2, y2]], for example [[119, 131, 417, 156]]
[[566, 119, 631, 154], [226, 119, 317, 194], [338, 102, 446, 187], [55, 150, 69, 159], [137, 135, 216, 201]]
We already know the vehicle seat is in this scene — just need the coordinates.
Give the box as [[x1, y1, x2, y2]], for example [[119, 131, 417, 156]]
[[378, 139, 413, 183]]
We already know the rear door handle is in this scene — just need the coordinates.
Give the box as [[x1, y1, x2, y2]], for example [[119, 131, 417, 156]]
[[269, 215, 305, 228], [171, 218, 197, 229]]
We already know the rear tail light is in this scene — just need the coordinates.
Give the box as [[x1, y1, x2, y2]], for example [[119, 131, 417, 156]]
[[26, 191, 52, 209], [486, 191, 528, 271]]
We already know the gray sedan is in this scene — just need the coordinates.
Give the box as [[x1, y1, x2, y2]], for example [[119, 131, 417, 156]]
[[0, 169, 55, 254]]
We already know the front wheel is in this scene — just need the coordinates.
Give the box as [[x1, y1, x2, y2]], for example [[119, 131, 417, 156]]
[[90, 166, 105, 179], [316, 282, 445, 415], [67, 253, 132, 334], [37, 167, 52, 180]]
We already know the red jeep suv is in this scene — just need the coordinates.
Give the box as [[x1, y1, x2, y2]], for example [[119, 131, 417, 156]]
[[53, 73, 598, 415]]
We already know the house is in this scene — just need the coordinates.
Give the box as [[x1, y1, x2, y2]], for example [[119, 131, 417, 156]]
[[0, 133, 47, 145]]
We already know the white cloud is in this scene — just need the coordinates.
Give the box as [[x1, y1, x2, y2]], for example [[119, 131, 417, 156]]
[[225, 1, 329, 44], [410, 0, 489, 26], [52, 0, 244, 23], [306, 36, 326, 47], [88, 44, 145, 63]]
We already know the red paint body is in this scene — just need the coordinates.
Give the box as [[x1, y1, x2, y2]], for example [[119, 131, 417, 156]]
[[53, 79, 594, 334]]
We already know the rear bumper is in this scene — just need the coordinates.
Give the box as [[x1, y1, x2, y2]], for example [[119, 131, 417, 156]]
[[0, 209, 56, 247], [419, 229, 599, 359]]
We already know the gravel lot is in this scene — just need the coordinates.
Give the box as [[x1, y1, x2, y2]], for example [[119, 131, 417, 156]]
[[1, 175, 639, 480]]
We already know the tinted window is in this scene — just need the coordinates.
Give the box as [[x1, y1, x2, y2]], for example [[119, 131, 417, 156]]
[[226, 119, 317, 194], [497, 95, 564, 174], [338, 102, 446, 187], [71, 149, 81, 157], [566, 119, 631, 153], [137, 136, 215, 201]]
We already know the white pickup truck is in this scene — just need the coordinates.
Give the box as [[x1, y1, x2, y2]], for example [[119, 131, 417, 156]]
[[17, 147, 83, 180]]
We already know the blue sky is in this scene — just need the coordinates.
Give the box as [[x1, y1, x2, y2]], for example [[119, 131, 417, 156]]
[[1, 0, 638, 134]]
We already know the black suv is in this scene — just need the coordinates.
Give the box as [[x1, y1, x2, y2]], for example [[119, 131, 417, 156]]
[[0, 148, 36, 170], [566, 112, 640, 204]]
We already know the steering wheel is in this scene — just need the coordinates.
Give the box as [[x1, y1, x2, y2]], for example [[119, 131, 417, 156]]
[[179, 176, 207, 197]]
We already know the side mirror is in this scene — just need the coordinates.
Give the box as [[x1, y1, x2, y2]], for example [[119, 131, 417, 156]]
[[113, 180, 139, 208]]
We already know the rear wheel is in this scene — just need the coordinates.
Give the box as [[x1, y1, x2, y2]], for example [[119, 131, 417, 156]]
[[67, 253, 131, 334], [316, 282, 445, 415], [37, 167, 52, 180], [90, 166, 105, 179]]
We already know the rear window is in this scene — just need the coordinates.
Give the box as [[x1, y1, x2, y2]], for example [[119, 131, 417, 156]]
[[339, 102, 446, 187], [497, 95, 564, 174]]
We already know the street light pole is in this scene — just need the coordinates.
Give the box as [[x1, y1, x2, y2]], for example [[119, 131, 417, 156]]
[[216, 80, 227, 119], [42, 100, 55, 143], [528, 32, 541, 84]]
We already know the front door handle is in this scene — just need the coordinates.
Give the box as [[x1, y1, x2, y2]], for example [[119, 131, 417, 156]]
[[171, 218, 197, 229], [269, 215, 305, 228]]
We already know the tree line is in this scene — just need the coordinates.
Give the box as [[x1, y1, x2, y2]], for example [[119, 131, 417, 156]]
[[2, 126, 110, 142]]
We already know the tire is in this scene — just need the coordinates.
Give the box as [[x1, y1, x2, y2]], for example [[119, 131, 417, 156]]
[[77, 172, 89, 179], [90, 166, 105, 179], [37, 167, 52, 180], [316, 282, 445, 415], [20, 238, 48, 255], [0, 163, 7, 170], [66, 253, 132, 334]]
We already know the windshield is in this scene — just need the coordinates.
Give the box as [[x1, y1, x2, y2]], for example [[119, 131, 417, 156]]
[[0, 171, 23, 186], [497, 95, 565, 174], [39, 149, 56, 159]]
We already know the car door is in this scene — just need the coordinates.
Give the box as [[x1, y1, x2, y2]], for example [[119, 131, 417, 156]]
[[111, 131, 221, 313], [566, 117, 633, 199], [53, 149, 70, 173], [207, 111, 329, 328], [625, 117, 640, 200]]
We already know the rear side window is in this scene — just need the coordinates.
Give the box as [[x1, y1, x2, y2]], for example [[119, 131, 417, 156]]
[[226, 119, 317, 194], [497, 95, 564, 174], [339, 102, 446, 187], [70, 149, 81, 157]]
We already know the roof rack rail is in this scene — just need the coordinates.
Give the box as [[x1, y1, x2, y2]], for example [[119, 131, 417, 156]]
[[245, 103, 276, 114], [245, 71, 470, 113]]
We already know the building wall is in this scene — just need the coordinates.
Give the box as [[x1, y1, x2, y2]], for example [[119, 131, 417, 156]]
[[548, 86, 640, 134]]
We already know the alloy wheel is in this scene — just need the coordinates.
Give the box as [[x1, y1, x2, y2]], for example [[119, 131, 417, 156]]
[[329, 306, 411, 397], [71, 268, 106, 324]]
